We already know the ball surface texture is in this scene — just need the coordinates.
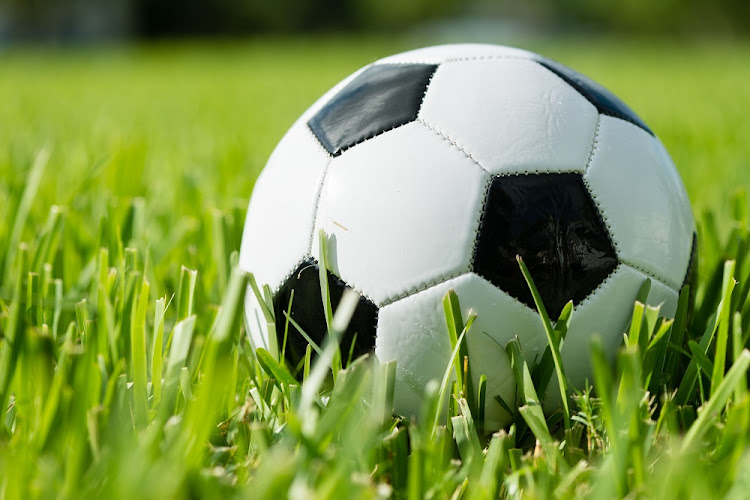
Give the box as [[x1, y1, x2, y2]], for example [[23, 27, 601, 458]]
[[239, 44, 696, 429]]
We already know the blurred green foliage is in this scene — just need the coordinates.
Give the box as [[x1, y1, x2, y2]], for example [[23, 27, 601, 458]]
[[136, 0, 461, 35], [3, 0, 747, 40], [135, 0, 749, 35], [554, 0, 750, 35]]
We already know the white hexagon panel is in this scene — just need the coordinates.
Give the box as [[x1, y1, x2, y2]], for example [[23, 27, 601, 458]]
[[419, 58, 599, 176], [558, 265, 679, 392], [239, 121, 331, 291], [311, 122, 489, 306], [584, 116, 695, 290], [376, 273, 548, 429]]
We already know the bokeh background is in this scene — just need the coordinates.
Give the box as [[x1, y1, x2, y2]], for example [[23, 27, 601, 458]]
[[1, 0, 748, 41], [1, 0, 748, 304]]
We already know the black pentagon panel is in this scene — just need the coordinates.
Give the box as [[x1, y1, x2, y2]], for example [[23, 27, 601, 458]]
[[273, 257, 379, 369], [473, 173, 618, 318], [308, 63, 438, 156], [536, 58, 653, 136]]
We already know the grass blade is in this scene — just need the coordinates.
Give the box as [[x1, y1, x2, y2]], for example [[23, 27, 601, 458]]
[[176, 266, 197, 321], [683, 350, 750, 450], [150, 297, 167, 406], [518, 360, 556, 468], [517, 255, 570, 430], [472, 431, 509, 499], [443, 289, 468, 404], [688, 340, 714, 378], [256, 347, 299, 389], [317, 230, 340, 378], [159, 315, 196, 419], [0, 244, 29, 417], [429, 324, 470, 439], [711, 261, 737, 395], [130, 277, 150, 428], [451, 398, 482, 466], [664, 285, 691, 382], [298, 288, 359, 428], [675, 310, 721, 405], [3, 147, 49, 284]]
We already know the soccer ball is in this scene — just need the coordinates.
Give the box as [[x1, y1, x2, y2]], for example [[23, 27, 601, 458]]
[[239, 44, 696, 429]]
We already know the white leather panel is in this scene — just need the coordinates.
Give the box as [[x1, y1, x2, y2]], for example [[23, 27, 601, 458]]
[[584, 116, 695, 289], [419, 58, 598, 176], [376, 272, 548, 429], [559, 264, 679, 393], [376, 43, 536, 65], [312, 122, 488, 305], [633, 268, 680, 319], [239, 122, 330, 290]]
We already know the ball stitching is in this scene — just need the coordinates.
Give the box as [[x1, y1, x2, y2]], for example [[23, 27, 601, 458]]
[[416, 118, 490, 175], [620, 260, 680, 292], [584, 114, 601, 175], [575, 263, 623, 310]]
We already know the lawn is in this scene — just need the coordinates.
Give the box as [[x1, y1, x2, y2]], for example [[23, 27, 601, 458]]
[[1, 36, 750, 498]]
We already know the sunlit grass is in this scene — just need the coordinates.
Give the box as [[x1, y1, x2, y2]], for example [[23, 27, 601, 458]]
[[1, 36, 750, 498]]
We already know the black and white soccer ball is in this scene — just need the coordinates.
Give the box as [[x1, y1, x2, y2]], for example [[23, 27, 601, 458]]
[[239, 44, 696, 428]]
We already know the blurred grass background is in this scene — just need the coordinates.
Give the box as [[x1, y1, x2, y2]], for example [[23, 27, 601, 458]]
[[1, 37, 748, 264]]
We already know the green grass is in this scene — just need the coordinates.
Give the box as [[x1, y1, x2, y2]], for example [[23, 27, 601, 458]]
[[1, 36, 750, 498]]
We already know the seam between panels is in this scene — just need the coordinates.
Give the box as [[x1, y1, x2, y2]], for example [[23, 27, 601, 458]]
[[621, 260, 680, 293], [579, 116, 618, 260], [270, 254, 314, 296], [493, 168, 584, 177], [322, 264, 380, 308], [379, 267, 474, 308], [306, 118, 333, 155], [415, 117, 491, 175], [342, 283, 381, 310], [333, 120, 414, 157], [467, 174, 491, 280], [306, 125, 334, 257], [579, 175, 622, 256], [583, 114, 601, 175], [378, 265, 548, 321], [470, 175, 494, 270], [349, 287, 380, 309], [416, 118, 584, 178], [443, 54, 534, 64], [323, 63, 438, 158], [417, 64, 439, 110], [274, 253, 381, 310], [535, 61, 653, 137], [300, 137, 382, 308], [575, 263, 624, 310], [414, 118, 492, 283], [376, 123, 489, 307], [471, 270, 547, 316], [313, 261, 380, 308]]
